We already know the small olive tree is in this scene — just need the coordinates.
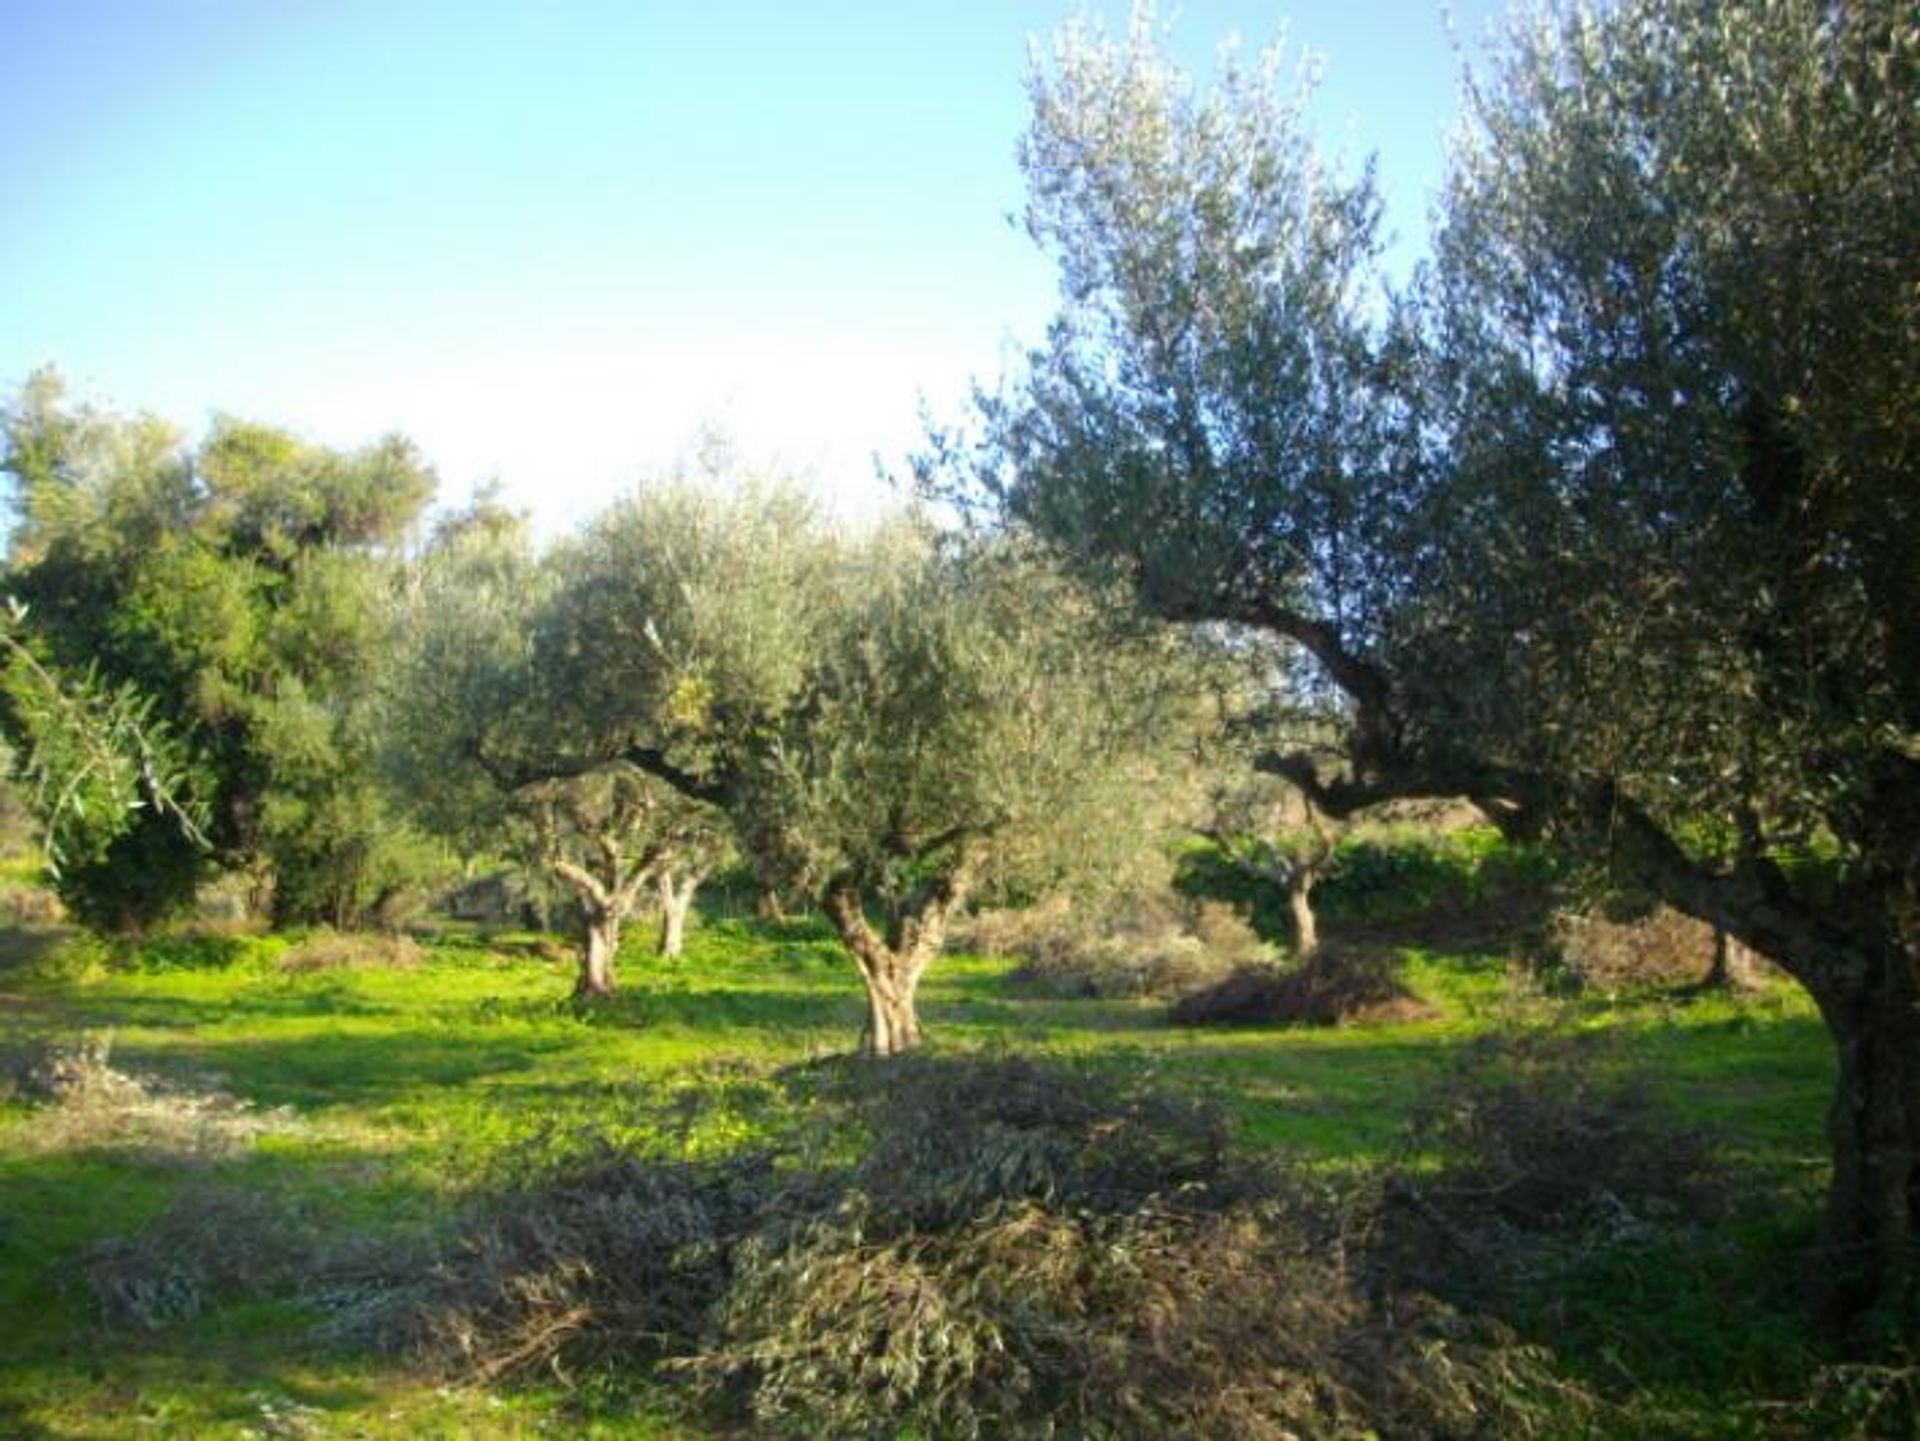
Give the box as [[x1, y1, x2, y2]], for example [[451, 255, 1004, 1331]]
[[735, 537, 1196, 1054], [389, 499, 731, 995]]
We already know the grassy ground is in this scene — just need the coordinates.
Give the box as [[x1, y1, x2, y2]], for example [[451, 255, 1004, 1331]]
[[0, 907, 1852, 1438]]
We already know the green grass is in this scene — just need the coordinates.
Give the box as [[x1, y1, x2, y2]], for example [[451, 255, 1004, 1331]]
[[0, 907, 1847, 1438]]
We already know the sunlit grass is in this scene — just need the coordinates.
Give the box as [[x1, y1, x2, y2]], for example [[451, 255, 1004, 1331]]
[[0, 909, 1834, 1437]]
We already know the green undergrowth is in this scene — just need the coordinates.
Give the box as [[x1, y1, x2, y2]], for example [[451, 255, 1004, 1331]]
[[0, 900, 1874, 1437]]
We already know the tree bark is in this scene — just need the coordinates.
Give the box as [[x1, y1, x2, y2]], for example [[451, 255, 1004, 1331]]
[[656, 867, 704, 958], [1287, 871, 1320, 959], [1804, 939, 1920, 1329], [1702, 927, 1760, 992], [576, 907, 619, 998], [822, 845, 983, 1058]]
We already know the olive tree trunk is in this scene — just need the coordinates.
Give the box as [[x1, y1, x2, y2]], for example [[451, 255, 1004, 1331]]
[[655, 866, 707, 959], [821, 846, 984, 1058], [576, 905, 620, 999], [1286, 871, 1320, 959], [1702, 927, 1761, 992], [548, 855, 656, 1001], [1802, 936, 1920, 1327]]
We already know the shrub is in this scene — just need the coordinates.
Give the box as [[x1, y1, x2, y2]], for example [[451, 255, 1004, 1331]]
[[422, 1055, 1584, 1438], [956, 892, 1268, 1000], [277, 928, 422, 973], [85, 1184, 313, 1330], [117, 930, 288, 973], [1169, 947, 1434, 1028], [1381, 1032, 1731, 1302], [1543, 904, 1761, 994], [419, 1147, 787, 1383]]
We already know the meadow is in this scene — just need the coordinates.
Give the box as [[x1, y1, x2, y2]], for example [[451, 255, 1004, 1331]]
[[0, 873, 1885, 1439]]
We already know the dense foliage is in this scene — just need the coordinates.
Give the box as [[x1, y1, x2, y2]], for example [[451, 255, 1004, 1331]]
[[954, 0, 1918, 1325], [1, 370, 442, 929]]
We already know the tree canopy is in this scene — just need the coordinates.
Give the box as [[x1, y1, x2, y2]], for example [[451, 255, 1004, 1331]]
[[951, 0, 1919, 1325], [2, 370, 442, 929]]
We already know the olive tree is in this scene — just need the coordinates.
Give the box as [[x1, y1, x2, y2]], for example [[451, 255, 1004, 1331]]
[[389, 499, 731, 995], [737, 536, 1196, 1054], [956, 2, 1920, 1324], [512, 478, 1199, 1053]]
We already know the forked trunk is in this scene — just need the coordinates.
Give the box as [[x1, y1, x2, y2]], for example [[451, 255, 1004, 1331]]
[[1287, 872, 1320, 958], [862, 959, 923, 1058], [1808, 939, 1920, 1328], [822, 847, 982, 1058], [576, 909, 619, 998], [656, 869, 701, 958]]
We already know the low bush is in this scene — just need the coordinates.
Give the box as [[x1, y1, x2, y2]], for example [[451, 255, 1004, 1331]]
[[421, 1148, 780, 1384], [1381, 1031, 1731, 1300], [277, 928, 422, 973], [420, 1055, 1584, 1438], [957, 892, 1268, 1000], [1169, 947, 1434, 1028], [1543, 904, 1769, 994], [85, 1184, 313, 1330]]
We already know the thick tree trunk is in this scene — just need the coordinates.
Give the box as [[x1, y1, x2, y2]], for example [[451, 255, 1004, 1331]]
[[1807, 941, 1920, 1328], [576, 909, 619, 998], [861, 958, 923, 1057], [822, 846, 982, 1058], [1287, 872, 1320, 958], [1702, 927, 1761, 992], [656, 869, 702, 958]]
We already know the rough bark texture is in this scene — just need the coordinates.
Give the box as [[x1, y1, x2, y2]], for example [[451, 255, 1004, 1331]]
[[1804, 937, 1920, 1328], [822, 845, 984, 1058], [1702, 929, 1760, 992], [577, 908, 619, 998], [1286, 874, 1320, 959], [656, 867, 705, 959]]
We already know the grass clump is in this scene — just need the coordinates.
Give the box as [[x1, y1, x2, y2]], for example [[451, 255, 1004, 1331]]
[[277, 928, 423, 973]]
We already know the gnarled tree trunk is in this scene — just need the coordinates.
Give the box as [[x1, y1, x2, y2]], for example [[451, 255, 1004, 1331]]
[[656, 866, 706, 959], [1287, 871, 1320, 959], [822, 845, 984, 1058], [1803, 935, 1920, 1328], [577, 905, 620, 998]]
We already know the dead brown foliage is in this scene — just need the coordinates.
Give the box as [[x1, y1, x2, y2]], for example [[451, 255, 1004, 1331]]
[[957, 892, 1269, 1000], [1169, 947, 1436, 1028]]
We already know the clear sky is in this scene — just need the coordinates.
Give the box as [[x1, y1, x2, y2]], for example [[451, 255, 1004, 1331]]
[[2, 1, 1510, 534]]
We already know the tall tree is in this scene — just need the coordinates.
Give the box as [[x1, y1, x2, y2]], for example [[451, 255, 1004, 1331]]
[[1, 373, 440, 929], [956, 2, 1920, 1324]]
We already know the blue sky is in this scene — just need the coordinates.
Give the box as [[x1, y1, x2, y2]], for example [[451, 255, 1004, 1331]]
[[3, 1, 1510, 533]]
